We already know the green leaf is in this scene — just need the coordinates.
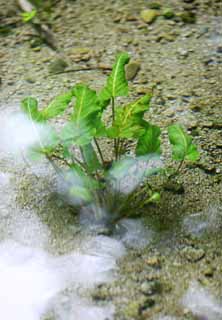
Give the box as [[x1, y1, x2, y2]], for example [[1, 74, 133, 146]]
[[41, 90, 73, 120], [100, 52, 130, 99], [21, 10, 37, 23], [136, 124, 161, 156], [107, 94, 151, 138], [21, 97, 44, 122], [60, 84, 102, 146], [69, 185, 92, 203], [67, 164, 101, 203], [144, 192, 161, 204], [81, 143, 101, 173], [72, 84, 101, 125], [61, 121, 95, 147], [168, 124, 199, 161]]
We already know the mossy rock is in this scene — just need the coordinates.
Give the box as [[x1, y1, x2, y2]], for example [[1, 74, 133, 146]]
[[140, 9, 159, 24]]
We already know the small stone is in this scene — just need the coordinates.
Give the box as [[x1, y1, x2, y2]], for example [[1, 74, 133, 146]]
[[136, 86, 153, 95], [145, 256, 161, 267], [163, 8, 175, 19], [217, 46, 222, 54], [125, 61, 141, 80], [181, 246, 205, 262], [48, 58, 68, 74], [177, 48, 189, 58], [140, 9, 159, 24], [68, 47, 92, 62], [178, 11, 196, 23], [204, 266, 214, 277], [25, 76, 36, 84]]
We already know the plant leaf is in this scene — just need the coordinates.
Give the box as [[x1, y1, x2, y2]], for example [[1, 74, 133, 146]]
[[41, 90, 73, 120], [61, 121, 94, 146], [168, 124, 199, 161], [81, 143, 101, 173], [61, 84, 102, 146], [100, 52, 130, 99], [136, 124, 161, 156], [21, 97, 44, 122], [21, 10, 37, 23], [107, 94, 151, 138], [72, 84, 101, 124]]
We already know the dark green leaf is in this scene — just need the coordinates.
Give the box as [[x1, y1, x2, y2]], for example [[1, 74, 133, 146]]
[[136, 124, 161, 156], [168, 124, 199, 161]]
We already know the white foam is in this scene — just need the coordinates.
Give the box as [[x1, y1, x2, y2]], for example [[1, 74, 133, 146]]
[[0, 236, 123, 320], [115, 219, 154, 249], [182, 281, 222, 320]]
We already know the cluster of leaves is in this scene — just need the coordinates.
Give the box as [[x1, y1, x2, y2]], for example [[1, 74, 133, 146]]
[[21, 52, 199, 223], [21, 0, 54, 24]]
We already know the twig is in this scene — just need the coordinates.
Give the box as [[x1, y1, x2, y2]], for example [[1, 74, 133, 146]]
[[49, 66, 112, 76], [93, 138, 105, 166], [111, 97, 118, 160]]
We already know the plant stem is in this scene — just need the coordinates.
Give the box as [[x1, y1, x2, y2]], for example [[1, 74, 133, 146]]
[[93, 138, 105, 166], [111, 96, 118, 160]]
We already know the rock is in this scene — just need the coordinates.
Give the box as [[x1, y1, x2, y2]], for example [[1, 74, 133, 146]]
[[204, 266, 214, 277], [181, 246, 205, 262], [217, 46, 222, 54], [140, 9, 159, 24], [125, 61, 141, 80], [163, 8, 175, 19], [68, 47, 92, 62], [48, 58, 68, 74], [25, 76, 36, 84], [178, 11, 196, 23], [145, 256, 161, 268], [177, 48, 189, 58]]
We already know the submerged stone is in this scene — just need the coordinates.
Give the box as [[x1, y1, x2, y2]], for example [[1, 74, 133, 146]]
[[125, 61, 141, 80], [140, 9, 159, 24]]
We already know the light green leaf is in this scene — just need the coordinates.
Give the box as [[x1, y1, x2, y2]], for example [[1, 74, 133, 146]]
[[168, 124, 199, 161], [100, 52, 130, 99], [41, 90, 73, 120], [21, 97, 44, 122], [107, 94, 151, 138], [61, 121, 95, 146], [69, 186, 92, 203], [136, 124, 161, 156], [21, 10, 37, 23], [72, 84, 101, 125]]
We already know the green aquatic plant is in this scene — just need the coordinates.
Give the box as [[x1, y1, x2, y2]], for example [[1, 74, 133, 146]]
[[20, 52, 199, 223]]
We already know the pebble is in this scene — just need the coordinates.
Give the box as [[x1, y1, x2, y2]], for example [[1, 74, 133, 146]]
[[125, 61, 141, 80], [140, 9, 159, 24]]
